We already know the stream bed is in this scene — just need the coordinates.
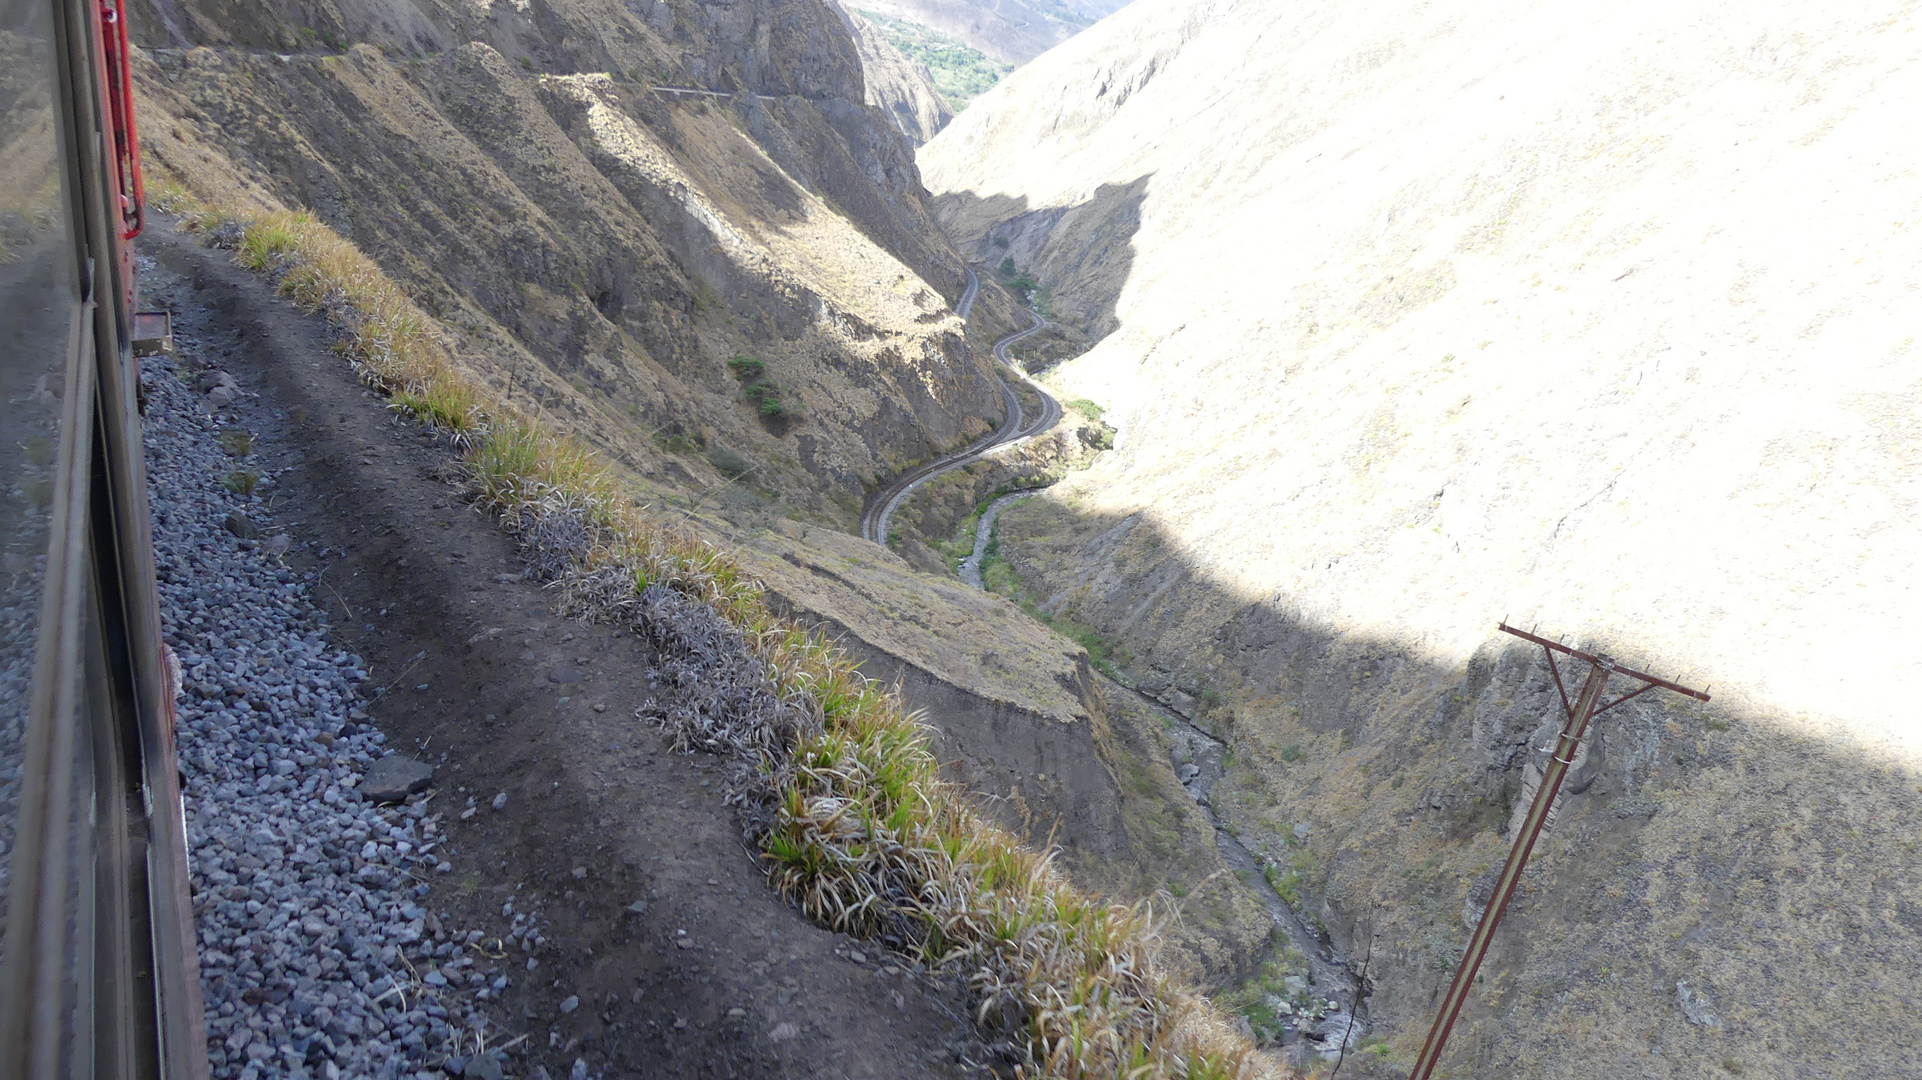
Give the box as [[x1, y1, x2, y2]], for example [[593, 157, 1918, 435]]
[[1139, 684, 1369, 1060], [961, 498, 1370, 1060]]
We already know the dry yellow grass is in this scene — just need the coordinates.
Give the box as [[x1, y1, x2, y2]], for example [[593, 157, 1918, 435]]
[[153, 176, 1282, 1080]]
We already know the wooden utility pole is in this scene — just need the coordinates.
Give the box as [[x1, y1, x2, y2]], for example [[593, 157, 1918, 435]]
[[1407, 623, 1710, 1080]]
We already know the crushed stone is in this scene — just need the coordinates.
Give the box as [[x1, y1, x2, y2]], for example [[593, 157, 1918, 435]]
[[142, 352, 537, 1079]]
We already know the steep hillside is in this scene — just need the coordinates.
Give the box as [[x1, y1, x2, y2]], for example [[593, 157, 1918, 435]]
[[924, 0, 1922, 1076], [134, 0, 990, 529], [830, 2, 953, 144]]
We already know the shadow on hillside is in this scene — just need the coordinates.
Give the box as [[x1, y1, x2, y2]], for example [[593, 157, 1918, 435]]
[[933, 174, 1152, 343], [980, 491, 1922, 1078]]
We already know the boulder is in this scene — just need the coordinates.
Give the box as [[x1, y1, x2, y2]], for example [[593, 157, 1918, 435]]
[[359, 755, 434, 803]]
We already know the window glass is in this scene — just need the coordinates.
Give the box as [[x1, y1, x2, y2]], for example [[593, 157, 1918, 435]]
[[0, 0, 83, 949]]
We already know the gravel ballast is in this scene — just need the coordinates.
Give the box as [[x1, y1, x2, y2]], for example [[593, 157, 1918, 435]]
[[142, 346, 529, 1080]]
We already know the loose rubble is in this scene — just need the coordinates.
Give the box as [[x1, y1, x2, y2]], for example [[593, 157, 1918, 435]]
[[141, 352, 537, 1079]]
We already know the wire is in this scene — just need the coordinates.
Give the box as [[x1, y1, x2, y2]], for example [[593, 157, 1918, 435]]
[[1329, 925, 1375, 1080]]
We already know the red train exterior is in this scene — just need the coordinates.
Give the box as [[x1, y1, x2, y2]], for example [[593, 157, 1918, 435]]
[[0, 0, 206, 1073]]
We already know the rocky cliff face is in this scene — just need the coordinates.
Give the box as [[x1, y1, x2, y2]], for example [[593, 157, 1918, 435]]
[[133, 0, 990, 524], [829, 2, 952, 145], [924, 0, 1922, 1075]]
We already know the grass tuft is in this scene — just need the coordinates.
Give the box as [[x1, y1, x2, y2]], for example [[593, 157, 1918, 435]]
[[218, 429, 256, 457], [221, 469, 260, 496]]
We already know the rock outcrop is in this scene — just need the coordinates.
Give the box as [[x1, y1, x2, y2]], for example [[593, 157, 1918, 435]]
[[924, 0, 1922, 1074]]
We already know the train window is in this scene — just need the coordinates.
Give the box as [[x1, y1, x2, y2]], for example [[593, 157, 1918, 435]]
[[0, 0, 87, 1026]]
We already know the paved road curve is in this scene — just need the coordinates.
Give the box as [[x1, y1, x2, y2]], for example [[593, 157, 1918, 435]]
[[859, 269, 1059, 546]]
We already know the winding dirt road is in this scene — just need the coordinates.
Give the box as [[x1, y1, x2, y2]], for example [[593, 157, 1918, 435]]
[[859, 269, 1059, 546]]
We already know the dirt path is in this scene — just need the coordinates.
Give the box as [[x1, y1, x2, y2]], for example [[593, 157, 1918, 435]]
[[145, 222, 998, 1080]]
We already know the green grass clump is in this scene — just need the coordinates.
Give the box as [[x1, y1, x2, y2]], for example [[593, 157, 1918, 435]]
[[743, 381, 789, 418], [1263, 856, 1309, 907], [1222, 953, 1317, 1046], [996, 256, 1041, 303], [1066, 398, 1105, 420], [222, 469, 260, 495], [218, 429, 256, 457], [148, 176, 226, 231]]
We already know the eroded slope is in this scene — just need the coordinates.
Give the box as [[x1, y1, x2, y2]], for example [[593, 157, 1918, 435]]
[[135, 0, 991, 527]]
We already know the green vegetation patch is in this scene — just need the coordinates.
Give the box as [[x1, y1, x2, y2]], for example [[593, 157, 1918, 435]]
[[218, 429, 256, 457], [705, 445, 756, 479], [855, 10, 1014, 111], [726, 354, 799, 422], [997, 255, 1041, 303]]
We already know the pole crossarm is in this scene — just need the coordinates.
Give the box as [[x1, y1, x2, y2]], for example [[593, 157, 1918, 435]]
[[1407, 623, 1711, 1080], [1497, 622, 1711, 702]]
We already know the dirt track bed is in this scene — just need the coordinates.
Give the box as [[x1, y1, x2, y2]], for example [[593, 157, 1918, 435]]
[[147, 222, 990, 1080]]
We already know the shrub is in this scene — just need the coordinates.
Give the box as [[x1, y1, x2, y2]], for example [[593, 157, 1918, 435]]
[[1066, 398, 1105, 420], [705, 446, 755, 479], [743, 382, 789, 418], [726, 355, 797, 421]]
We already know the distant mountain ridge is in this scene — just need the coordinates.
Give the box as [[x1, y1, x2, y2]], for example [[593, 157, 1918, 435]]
[[830, 1, 955, 143], [854, 0, 1132, 64]]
